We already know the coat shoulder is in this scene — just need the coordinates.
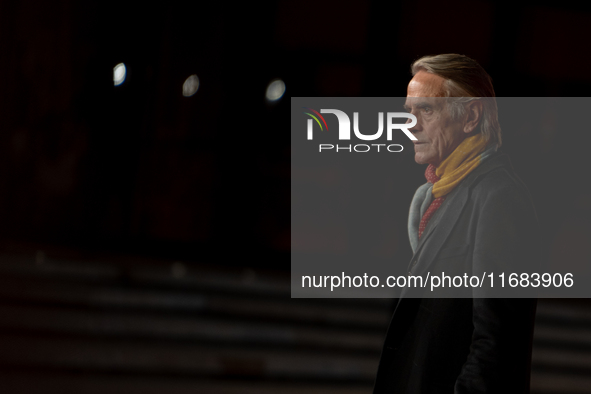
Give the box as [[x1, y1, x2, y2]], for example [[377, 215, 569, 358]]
[[468, 157, 532, 203]]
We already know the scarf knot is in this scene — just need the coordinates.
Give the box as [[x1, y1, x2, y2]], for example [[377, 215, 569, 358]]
[[417, 134, 495, 239]]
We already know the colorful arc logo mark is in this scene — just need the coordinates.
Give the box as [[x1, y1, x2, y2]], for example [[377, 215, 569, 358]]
[[302, 107, 329, 131]]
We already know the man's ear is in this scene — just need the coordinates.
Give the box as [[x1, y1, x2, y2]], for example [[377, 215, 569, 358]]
[[463, 100, 483, 134]]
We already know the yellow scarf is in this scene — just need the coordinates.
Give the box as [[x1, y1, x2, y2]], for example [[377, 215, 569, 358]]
[[432, 134, 489, 198]]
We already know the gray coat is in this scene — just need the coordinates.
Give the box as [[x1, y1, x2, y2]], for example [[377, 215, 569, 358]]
[[373, 151, 538, 393]]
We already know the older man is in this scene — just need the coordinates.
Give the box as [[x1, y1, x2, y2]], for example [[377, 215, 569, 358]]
[[373, 54, 538, 393]]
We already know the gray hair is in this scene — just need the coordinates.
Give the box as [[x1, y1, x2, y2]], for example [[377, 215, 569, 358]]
[[411, 54, 502, 148]]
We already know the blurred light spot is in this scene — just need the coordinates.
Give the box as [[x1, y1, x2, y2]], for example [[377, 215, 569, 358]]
[[182, 74, 200, 97], [265, 79, 285, 102], [171, 262, 187, 279], [113, 63, 127, 86]]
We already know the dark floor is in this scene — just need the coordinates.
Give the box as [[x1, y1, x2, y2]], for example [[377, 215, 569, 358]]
[[0, 247, 588, 394]]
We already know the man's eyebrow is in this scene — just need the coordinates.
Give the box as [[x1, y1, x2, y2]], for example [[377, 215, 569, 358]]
[[403, 101, 433, 111]]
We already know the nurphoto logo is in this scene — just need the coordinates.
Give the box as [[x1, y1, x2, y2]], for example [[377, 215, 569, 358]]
[[303, 108, 417, 153]]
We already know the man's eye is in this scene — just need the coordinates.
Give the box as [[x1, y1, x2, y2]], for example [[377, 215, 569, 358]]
[[422, 107, 432, 113]]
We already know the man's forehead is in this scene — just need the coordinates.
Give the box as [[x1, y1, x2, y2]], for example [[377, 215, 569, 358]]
[[406, 70, 446, 98]]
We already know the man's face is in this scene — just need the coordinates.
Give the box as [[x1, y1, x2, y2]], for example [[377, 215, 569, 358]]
[[404, 71, 467, 166]]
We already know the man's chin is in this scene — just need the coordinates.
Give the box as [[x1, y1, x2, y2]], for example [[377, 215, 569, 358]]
[[414, 154, 428, 165]]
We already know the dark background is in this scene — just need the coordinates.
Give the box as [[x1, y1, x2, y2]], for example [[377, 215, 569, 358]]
[[0, 0, 590, 393], [0, 0, 589, 267]]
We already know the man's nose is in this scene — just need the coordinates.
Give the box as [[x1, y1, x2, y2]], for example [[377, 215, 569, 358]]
[[406, 115, 421, 133]]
